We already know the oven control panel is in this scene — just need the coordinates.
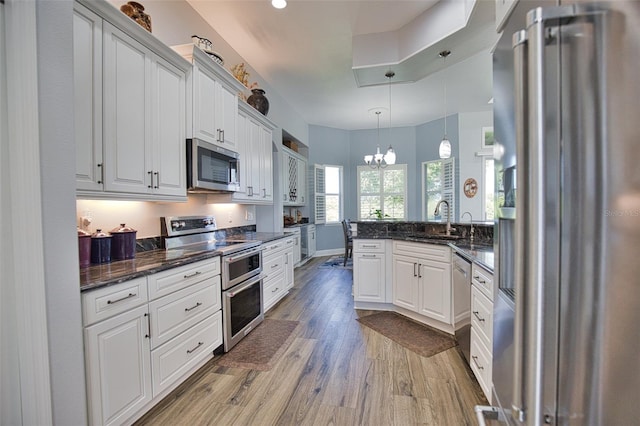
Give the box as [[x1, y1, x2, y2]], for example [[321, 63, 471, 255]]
[[161, 216, 217, 237]]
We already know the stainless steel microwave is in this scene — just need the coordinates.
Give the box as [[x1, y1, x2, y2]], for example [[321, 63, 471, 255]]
[[186, 138, 240, 192]]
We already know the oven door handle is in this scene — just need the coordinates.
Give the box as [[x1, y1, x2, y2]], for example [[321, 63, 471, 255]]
[[223, 246, 263, 263], [226, 274, 265, 298]]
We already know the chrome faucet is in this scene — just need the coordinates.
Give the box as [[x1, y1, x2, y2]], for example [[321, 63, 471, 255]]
[[434, 200, 453, 236], [462, 211, 474, 245]]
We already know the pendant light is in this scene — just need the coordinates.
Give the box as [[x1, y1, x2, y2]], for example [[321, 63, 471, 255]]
[[439, 50, 452, 159], [364, 71, 397, 168]]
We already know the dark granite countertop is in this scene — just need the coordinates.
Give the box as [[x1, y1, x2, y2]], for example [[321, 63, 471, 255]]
[[80, 232, 288, 292], [353, 234, 494, 272]]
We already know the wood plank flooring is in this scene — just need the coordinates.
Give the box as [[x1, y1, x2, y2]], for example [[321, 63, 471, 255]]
[[135, 256, 487, 425]]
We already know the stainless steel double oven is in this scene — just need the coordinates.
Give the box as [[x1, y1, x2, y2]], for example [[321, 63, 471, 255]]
[[161, 215, 264, 353], [220, 243, 264, 352]]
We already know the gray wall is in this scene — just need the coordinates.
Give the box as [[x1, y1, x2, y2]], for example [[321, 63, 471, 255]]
[[309, 114, 460, 252], [416, 114, 460, 220], [308, 125, 350, 251]]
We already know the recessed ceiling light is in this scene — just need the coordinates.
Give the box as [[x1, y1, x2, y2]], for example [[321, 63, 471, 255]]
[[272, 0, 287, 9]]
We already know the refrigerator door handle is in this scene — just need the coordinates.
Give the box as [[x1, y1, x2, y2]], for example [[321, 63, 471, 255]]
[[511, 29, 528, 424], [523, 6, 608, 425]]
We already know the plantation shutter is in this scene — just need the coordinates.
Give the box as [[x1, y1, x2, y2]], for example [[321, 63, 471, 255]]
[[314, 164, 326, 224], [442, 157, 455, 221]]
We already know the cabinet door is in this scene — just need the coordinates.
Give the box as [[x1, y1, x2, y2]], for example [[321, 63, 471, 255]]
[[247, 119, 261, 198], [307, 226, 316, 258], [232, 111, 250, 200], [354, 253, 385, 302], [284, 244, 295, 289], [282, 151, 293, 203], [418, 259, 452, 324], [152, 57, 186, 196], [392, 255, 420, 312], [297, 157, 307, 204], [73, 4, 103, 191], [103, 23, 152, 194], [84, 305, 152, 426], [192, 65, 218, 144], [260, 126, 273, 201], [217, 83, 237, 149]]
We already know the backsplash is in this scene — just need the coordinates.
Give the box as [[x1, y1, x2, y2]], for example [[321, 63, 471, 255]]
[[135, 225, 258, 253], [77, 194, 257, 238]]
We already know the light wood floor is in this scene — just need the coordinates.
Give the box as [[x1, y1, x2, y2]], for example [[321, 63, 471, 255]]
[[135, 256, 487, 425]]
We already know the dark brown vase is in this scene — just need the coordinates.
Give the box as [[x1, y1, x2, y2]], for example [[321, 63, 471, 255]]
[[247, 88, 269, 116]]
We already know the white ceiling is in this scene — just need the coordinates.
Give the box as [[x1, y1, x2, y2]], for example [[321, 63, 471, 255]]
[[187, 0, 497, 130]]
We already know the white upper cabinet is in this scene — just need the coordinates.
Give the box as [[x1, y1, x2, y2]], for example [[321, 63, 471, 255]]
[[74, 1, 189, 200], [173, 45, 245, 151], [231, 102, 276, 204], [282, 147, 308, 206], [73, 3, 103, 191]]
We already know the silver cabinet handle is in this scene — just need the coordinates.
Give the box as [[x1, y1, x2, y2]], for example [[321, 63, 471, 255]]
[[471, 355, 484, 370], [153, 171, 159, 189], [272, 287, 279, 293], [271, 263, 279, 269], [97, 163, 103, 184], [362, 244, 377, 248], [262, 188, 266, 198], [107, 293, 136, 305], [147, 170, 153, 188], [413, 263, 417, 277], [184, 271, 202, 279], [184, 302, 202, 312], [186, 341, 204, 354], [361, 254, 377, 258], [418, 263, 422, 278], [221, 129, 225, 142], [473, 311, 485, 322], [473, 275, 486, 284]]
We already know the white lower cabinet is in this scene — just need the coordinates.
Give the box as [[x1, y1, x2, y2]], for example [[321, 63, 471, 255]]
[[84, 305, 152, 426], [353, 240, 388, 304], [470, 263, 494, 402], [262, 237, 295, 312], [82, 257, 222, 425], [392, 241, 452, 326]]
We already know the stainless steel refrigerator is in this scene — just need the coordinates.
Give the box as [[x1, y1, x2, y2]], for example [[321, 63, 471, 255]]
[[489, 1, 640, 424]]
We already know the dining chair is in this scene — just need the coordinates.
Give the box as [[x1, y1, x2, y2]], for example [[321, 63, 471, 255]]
[[342, 219, 353, 266]]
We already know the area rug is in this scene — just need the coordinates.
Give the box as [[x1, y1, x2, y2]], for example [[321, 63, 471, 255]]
[[216, 319, 299, 371], [318, 255, 353, 269], [357, 311, 456, 358]]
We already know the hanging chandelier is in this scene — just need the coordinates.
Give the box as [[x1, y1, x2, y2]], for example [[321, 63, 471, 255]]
[[439, 50, 452, 159], [364, 71, 396, 168]]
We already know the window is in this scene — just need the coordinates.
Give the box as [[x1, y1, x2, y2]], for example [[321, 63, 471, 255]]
[[357, 164, 407, 220], [314, 164, 343, 224], [422, 158, 455, 221], [483, 158, 495, 221]]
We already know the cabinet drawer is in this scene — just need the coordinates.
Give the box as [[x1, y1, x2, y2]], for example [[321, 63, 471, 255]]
[[263, 238, 288, 254], [470, 327, 493, 402], [393, 241, 450, 262], [263, 272, 286, 309], [148, 276, 221, 349], [147, 257, 220, 300], [472, 263, 493, 300], [354, 239, 385, 253], [263, 251, 285, 278], [471, 285, 493, 350], [82, 277, 148, 326], [151, 310, 222, 397]]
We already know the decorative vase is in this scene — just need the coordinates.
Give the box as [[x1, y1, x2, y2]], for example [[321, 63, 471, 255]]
[[120, 1, 152, 33], [247, 88, 270, 116]]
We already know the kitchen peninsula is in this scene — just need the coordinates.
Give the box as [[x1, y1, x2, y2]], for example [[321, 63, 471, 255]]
[[351, 220, 493, 332]]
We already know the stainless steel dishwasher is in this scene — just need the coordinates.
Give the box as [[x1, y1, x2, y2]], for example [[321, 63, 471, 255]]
[[453, 253, 472, 364]]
